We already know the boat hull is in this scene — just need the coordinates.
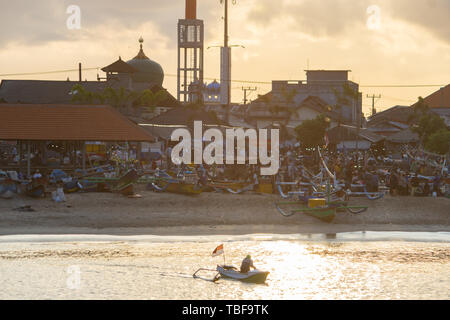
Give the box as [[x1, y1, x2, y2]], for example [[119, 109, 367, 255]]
[[166, 182, 202, 195], [305, 208, 336, 223], [217, 265, 269, 284]]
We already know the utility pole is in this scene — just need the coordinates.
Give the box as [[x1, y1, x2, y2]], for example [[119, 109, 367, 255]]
[[367, 94, 381, 117], [224, 0, 228, 48], [242, 86, 257, 105], [220, 0, 236, 124]]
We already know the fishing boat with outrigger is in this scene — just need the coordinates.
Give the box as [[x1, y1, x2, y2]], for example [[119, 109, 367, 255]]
[[216, 265, 269, 284], [194, 265, 269, 284], [275, 147, 385, 223], [148, 169, 203, 195], [193, 244, 269, 284]]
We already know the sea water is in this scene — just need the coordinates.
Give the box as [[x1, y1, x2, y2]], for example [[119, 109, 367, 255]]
[[0, 232, 449, 300]]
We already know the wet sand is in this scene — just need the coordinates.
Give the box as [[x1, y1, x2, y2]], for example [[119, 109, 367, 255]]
[[0, 188, 449, 236]]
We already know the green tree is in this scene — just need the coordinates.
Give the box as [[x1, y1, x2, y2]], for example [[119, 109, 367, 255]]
[[332, 83, 359, 125], [408, 97, 430, 124], [138, 89, 167, 112], [295, 114, 330, 149], [280, 88, 297, 107], [70, 84, 98, 104], [411, 112, 447, 143], [102, 87, 131, 110], [424, 129, 450, 155]]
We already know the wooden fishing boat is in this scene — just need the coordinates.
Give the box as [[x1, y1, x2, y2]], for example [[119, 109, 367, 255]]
[[25, 184, 45, 198], [112, 169, 140, 196], [149, 171, 202, 195], [151, 178, 202, 195], [216, 265, 270, 284], [208, 180, 255, 194], [63, 180, 79, 193], [193, 265, 270, 284], [165, 181, 202, 195], [0, 177, 17, 199]]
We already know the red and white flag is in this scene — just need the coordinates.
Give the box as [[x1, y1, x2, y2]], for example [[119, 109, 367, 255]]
[[212, 244, 224, 257]]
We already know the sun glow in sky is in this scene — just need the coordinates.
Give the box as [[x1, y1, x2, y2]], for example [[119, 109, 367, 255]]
[[0, 0, 448, 115]]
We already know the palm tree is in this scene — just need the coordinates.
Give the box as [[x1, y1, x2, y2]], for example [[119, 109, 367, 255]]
[[70, 84, 94, 104], [139, 89, 168, 113], [70, 84, 106, 105], [281, 88, 297, 107], [102, 87, 132, 113]]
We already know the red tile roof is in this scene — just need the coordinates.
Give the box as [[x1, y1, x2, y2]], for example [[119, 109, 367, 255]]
[[0, 104, 155, 142]]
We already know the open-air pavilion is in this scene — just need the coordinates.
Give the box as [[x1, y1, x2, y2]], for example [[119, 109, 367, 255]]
[[0, 104, 155, 177]]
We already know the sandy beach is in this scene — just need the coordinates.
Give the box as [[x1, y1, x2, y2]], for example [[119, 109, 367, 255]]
[[0, 187, 449, 236]]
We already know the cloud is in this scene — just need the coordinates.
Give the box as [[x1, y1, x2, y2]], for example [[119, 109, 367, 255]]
[[244, 0, 450, 44], [246, 0, 371, 38], [389, 0, 450, 44], [0, 0, 219, 49]]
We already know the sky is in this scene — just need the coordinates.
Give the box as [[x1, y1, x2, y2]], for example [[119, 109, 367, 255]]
[[0, 0, 449, 116]]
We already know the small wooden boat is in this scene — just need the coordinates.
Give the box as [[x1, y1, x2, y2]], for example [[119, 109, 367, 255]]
[[0, 177, 17, 199], [275, 199, 368, 223], [26, 184, 45, 198], [149, 171, 202, 195], [78, 180, 99, 193], [303, 206, 336, 223], [0, 189, 15, 199], [112, 169, 140, 196], [216, 265, 269, 284], [63, 180, 79, 193], [164, 182, 202, 195]]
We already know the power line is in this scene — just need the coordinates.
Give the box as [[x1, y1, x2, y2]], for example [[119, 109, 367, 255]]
[[0, 67, 446, 88], [0, 68, 99, 77]]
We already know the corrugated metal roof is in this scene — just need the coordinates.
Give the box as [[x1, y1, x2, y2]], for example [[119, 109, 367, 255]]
[[147, 106, 225, 126], [0, 80, 181, 108], [296, 96, 344, 122], [328, 125, 385, 144], [386, 128, 419, 143], [0, 104, 155, 142]]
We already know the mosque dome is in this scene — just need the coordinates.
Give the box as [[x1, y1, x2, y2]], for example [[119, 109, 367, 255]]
[[206, 80, 220, 92], [126, 37, 164, 86]]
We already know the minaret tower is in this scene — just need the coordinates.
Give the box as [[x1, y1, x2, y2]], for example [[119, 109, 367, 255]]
[[177, 0, 204, 103]]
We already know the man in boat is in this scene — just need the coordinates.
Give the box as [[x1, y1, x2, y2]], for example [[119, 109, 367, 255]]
[[240, 255, 256, 274]]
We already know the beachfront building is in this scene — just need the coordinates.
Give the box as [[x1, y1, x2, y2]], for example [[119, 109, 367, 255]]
[[420, 84, 450, 128], [384, 128, 420, 151], [0, 104, 155, 176], [327, 125, 385, 151], [366, 106, 412, 137], [245, 94, 345, 130], [245, 70, 363, 128]]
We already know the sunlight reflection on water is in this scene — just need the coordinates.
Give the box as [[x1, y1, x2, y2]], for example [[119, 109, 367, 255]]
[[0, 233, 449, 300]]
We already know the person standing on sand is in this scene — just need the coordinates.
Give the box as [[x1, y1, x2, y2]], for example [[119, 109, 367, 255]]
[[410, 173, 419, 196], [389, 169, 398, 196], [432, 172, 441, 197], [344, 162, 353, 191]]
